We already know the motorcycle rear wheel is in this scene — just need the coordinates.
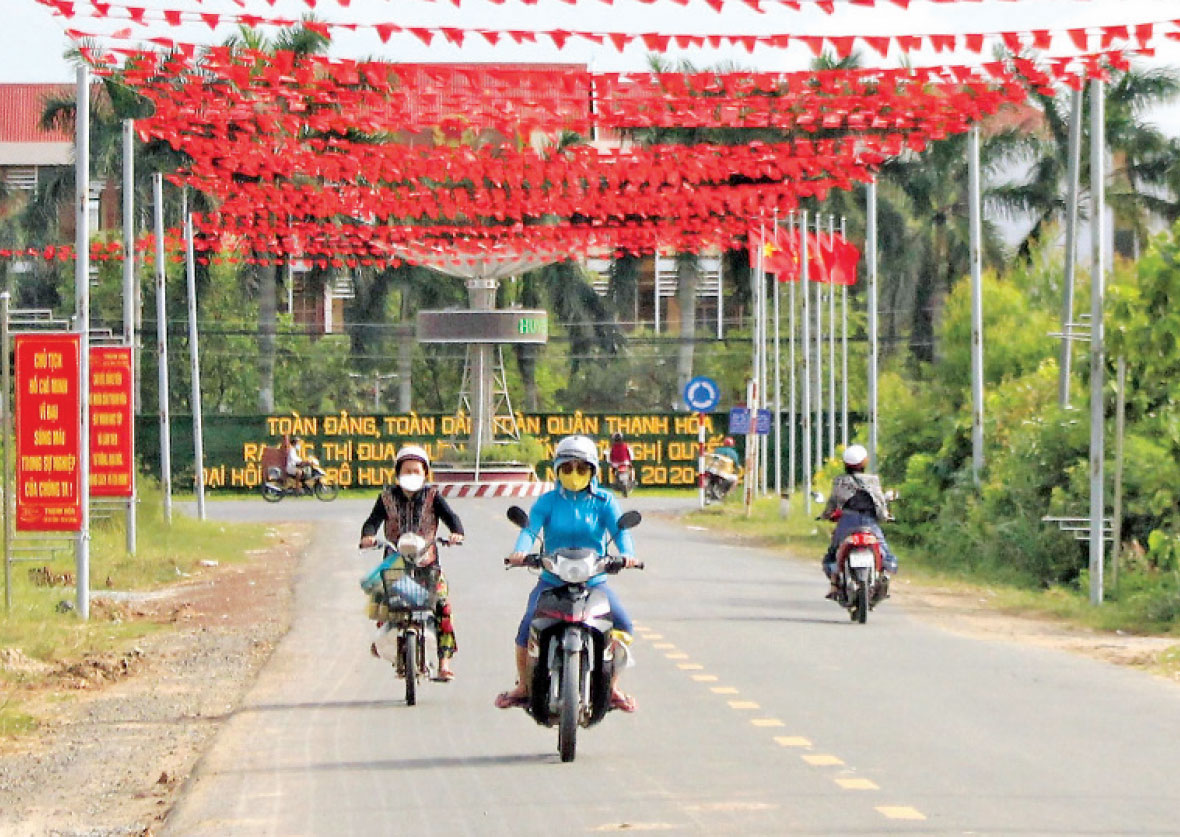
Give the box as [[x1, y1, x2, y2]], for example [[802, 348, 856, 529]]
[[558, 648, 579, 763], [403, 631, 418, 705], [856, 584, 869, 624]]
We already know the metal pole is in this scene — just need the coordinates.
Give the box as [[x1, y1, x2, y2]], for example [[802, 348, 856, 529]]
[[75, 67, 91, 621], [1112, 356, 1125, 594], [788, 213, 797, 495], [814, 212, 823, 473], [760, 223, 770, 497], [968, 126, 985, 485], [1059, 86, 1084, 409], [867, 181, 879, 471], [743, 377, 756, 517], [1089, 77, 1107, 606], [121, 119, 136, 555], [184, 211, 206, 520], [474, 344, 484, 482], [752, 222, 763, 497], [153, 173, 172, 524], [840, 216, 849, 448], [2, 292, 11, 612], [827, 215, 836, 460], [697, 412, 705, 510], [800, 211, 813, 515], [773, 213, 782, 503]]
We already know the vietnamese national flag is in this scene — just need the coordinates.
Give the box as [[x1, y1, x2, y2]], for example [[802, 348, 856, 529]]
[[748, 228, 801, 281], [806, 232, 830, 283], [819, 233, 860, 286]]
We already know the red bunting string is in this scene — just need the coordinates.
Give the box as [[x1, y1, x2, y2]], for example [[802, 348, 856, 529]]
[[45, 0, 1173, 59]]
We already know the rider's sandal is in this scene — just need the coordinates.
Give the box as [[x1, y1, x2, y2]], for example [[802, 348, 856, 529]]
[[435, 669, 456, 682], [494, 691, 529, 709], [609, 692, 638, 713]]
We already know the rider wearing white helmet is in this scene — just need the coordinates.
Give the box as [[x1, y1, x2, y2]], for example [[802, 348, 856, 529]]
[[820, 444, 897, 598], [359, 444, 465, 679], [496, 435, 640, 713]]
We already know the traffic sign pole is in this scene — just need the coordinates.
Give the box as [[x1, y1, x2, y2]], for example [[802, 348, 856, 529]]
[[698, 412, 705, 509]]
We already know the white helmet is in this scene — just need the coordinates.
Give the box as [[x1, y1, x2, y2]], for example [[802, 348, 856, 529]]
[[843, 444, 868, 468], [553, 435, 599, 476], [395, 444, 430, 473]]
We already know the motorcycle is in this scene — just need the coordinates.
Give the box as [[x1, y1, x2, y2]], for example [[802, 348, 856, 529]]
[[261, 454, 339, 502], [702, 453, 739, 505], [821, 490, 897, 624], [504, 505, 643, 763], [830, 526, 890, 624], [365, 534, 454, 706], [610, 461, 637, 497]]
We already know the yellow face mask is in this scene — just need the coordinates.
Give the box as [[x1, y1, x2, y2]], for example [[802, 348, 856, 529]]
[[558, 462, 593, 492]]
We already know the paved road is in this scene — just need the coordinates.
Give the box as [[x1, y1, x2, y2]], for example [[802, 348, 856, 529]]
[[163, 495, 1180, 836]]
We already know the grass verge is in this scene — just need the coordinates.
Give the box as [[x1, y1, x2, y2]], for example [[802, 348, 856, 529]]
[[0, 479, 275, 740]]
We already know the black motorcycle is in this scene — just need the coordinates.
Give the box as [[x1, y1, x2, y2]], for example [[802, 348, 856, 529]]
[[261, 455, 338, 502], [505, 505, 643, 762]]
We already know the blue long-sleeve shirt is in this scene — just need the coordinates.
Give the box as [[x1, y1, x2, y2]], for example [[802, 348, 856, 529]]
[[513, 481, 634, 586]]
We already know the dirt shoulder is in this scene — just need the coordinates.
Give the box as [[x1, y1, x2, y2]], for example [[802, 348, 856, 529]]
[[0, 526, 309, 837]]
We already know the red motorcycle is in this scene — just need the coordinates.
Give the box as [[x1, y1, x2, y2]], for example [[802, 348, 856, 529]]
[[610, 461, 636, 497], [830, 525, 889, 624]]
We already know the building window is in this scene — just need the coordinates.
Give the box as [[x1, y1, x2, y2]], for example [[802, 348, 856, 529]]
[[3, 166, 37, 190]]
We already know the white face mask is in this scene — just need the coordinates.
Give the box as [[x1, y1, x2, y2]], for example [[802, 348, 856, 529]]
[[399, 473, 426, 493]]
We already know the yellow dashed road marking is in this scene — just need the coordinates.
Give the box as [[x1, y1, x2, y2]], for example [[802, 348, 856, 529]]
[[774, 736, 811, 747], [691, 674, 718, 682], [836, 778, 879, 790], [711, 686, 739, 694], [728, 700, 760, 710], [750, 718, 784, 728], [876, 807, 926, 821], [803, 754, 845, 766], [665, 653, 689, 660], [677, 663, 704, 670], [652, 643, 676, 650], [640, 633, 664, 640]]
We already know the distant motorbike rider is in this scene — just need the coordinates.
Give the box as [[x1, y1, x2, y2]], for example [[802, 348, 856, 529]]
[[708, 436, 742, 488], [496, 434, 640, 713], [607, 432, 634, 483], [285, 435, 311, 492], [359, 445, 465, 680], [820, 444, 897, 599]]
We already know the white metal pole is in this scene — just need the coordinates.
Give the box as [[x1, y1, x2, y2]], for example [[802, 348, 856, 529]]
[[788, 213, 797, 495], [867, 182, 879, 471], [813, 213, 823, 473], [968, 126, 985, 485], [773, 213, 782, 502], [800, 211, 813, 515], [697, 412, 706, 510], [840, 216, 848, 448], [2, 292, 11, 612], [1089, 78, 1107, 606], [75, 67, 91, 621], [184, 211, 206, 520], [122, 119, 136, 555], [760, 223, 770, 497], [153, 173, 172, 524], [1059, 86, 1084, 409], [827, 215, 836, 459]]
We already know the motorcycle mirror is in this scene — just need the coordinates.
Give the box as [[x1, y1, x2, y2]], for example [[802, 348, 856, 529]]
[[811, 491, 825, 504], [617, 510, 642, 530], [884, 489, 898, 502], [506, 506, 529, 529]]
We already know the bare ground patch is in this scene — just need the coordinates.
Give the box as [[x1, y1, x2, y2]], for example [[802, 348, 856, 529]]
[[0, 527, 308, 837]]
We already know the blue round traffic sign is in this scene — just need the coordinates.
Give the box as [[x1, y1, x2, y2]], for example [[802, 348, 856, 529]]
[[683, 376, 720, 412]]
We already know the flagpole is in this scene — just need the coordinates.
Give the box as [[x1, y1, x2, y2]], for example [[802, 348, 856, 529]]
[[813, 211, 823, 474], [773, 210, 782, 504], [827, 214, 836, 460], [800, 210, 812, 516], [840, 216, 849, 449], [788, 212, 797, 496]]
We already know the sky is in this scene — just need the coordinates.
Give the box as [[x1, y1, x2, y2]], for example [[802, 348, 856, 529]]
[[3, 0, 1180, 133]]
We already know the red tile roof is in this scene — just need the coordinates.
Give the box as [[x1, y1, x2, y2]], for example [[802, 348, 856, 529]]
[[0, 83, 75, 143]]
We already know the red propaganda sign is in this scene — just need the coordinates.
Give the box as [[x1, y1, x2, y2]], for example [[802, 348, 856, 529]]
[[14, 333, 82, 532], [89, 347, 134, 497]]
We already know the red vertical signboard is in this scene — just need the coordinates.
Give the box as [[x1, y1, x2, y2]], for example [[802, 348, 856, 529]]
[[14, 334, 82, 532], [89, 346, 133, 497]]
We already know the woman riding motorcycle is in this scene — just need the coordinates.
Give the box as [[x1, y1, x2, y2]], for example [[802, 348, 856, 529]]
[[820, 444, 897, 599], [359, 445, 465, 680], [495, 435, 640, 713]]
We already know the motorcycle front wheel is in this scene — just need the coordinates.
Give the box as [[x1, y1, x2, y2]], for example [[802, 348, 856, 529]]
[[313, 480, 339, 501], [403, 631, 418, 705], [558, 648, 579, 763], [261, 483, 284, 503]]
